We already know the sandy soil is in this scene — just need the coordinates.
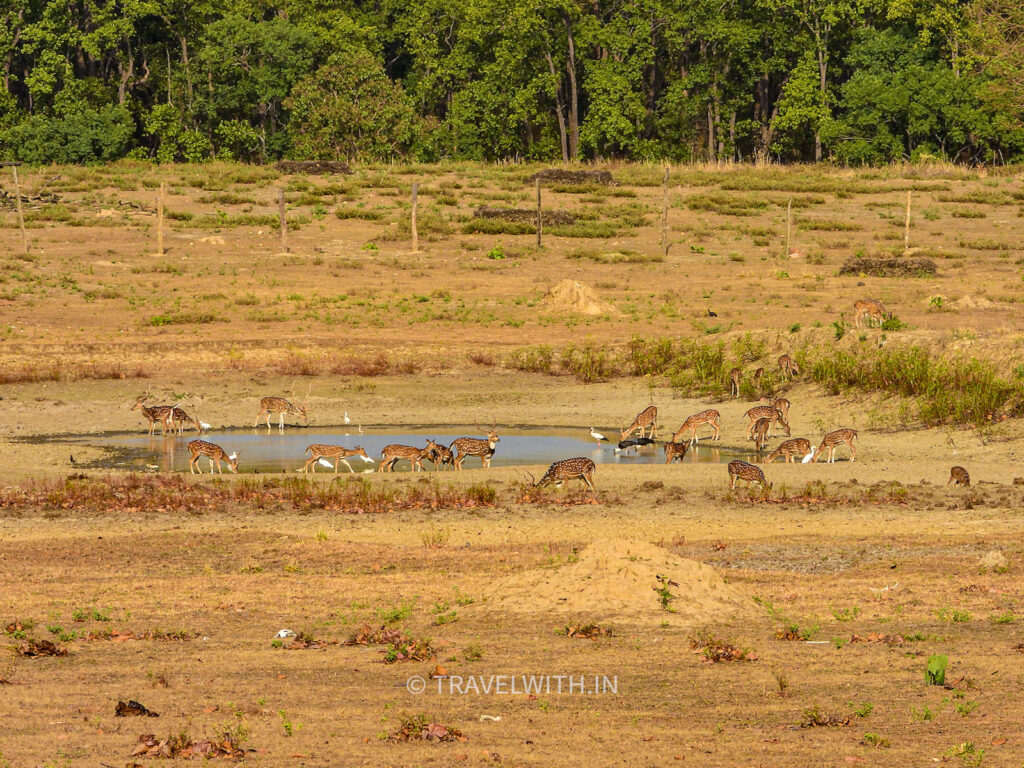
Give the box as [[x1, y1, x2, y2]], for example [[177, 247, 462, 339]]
[[1, 162, 1023, 767]]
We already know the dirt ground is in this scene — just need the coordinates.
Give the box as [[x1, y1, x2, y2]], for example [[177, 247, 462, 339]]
[[1, 162, 1023, 767]]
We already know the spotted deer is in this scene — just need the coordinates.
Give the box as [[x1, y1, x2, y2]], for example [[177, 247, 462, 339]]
[[854, 299, 890, 328], [751, 417, 773, 451], [777, 354, 799, 379], [131, 395, 174, 436], [729, 367, 742, 398], [187, 440, 238, 474], [767, 397, 791, 422], [812, 428, 858, 463], [620, 406, 658, 440], [728, 460, 771, 490], [664, 441, 689, 464], [302, 444, 370, 473], [450, 425, 499, 470], [528, 457, 596, 491], [948, 466, 970, 487], [672, 409, 721, 445], [379, 441, 435, 472], [744, 406, 790, 440], [764, 438, 813, 464], [254, 395, 307, 429], [753, 367, 764, 382], [425, 441, 454, 471], [168, 405, 202, 434]]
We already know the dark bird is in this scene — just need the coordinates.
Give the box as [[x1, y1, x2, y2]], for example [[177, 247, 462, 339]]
[[69, 454, 76, 465], [708, 309, 717, 317], [634, 437, 656, 446], [616, 439, 640, 450]]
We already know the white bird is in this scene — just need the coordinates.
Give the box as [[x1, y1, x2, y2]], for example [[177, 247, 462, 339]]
[[357, 423, 364, 435], [199, 421, 211, 431], [274, 629, 296, 639], [359, 455, 374, 463], [228, 452, 238, 461], [318, 458, 334, 469], [344, 412, 351, 425], [802, 446, 817, 464], [362, 468, 374, 474], [590, 427, 606, 447]]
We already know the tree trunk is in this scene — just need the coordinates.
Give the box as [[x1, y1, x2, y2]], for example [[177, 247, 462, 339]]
[[563, 13, 580, 160], [545, 51, 570, 162]]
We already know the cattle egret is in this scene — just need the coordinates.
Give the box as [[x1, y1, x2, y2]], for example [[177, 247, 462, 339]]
[[318, 458, 334, 469]]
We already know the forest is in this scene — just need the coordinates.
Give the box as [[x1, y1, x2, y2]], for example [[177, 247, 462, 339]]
[[0, 0, 1022, 165]]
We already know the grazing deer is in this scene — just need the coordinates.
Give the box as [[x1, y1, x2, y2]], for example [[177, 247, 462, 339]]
[[664, 442, 689, 464], [948, 466, 970, 487], [131, 395, 174, 436], [854, 299, 890, 328], [744, 406, 790, 440], [728, 460, 771, 490], [450, 424, 500, 470], [812, 428, 858, 463], [729, 367, 742, 398], [302, 444, 370, 474], [672, 409, 722, 445], [777, 354, 799, 378], [254, 392, 308, 429], [379, 441, 435, 472], [764, 438, 813, 464], [753, 367, 764, 382], [187, 440, 238, 474], [528, 457, 596, 491], [620, 406, 658, 441], [751, 417, 773, 451], [767, 397, 791, 422]]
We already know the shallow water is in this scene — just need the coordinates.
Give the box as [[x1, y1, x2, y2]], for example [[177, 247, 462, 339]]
[[75, 425, 759, 474]]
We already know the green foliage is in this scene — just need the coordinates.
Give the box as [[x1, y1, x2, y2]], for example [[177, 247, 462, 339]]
[[287, 51, 422, 161], [925, 654, 948, 686], [3, 106, 134, 163]]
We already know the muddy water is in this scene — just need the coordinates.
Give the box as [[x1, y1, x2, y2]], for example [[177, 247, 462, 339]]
[[72, 425, 759, 474]]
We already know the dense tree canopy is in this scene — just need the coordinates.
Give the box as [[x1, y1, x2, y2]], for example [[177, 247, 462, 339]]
[[0, 0, 1019, 164]]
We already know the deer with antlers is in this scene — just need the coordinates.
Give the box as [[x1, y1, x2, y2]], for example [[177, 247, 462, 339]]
[[620, 406, 658, 441], [526, 457, 596, 492], [254, 382, 309, 429], [302, 444, 372, 474], [168, 405, 202, 435], [450, 424, 499, 470], [187, 440, 238, 474], [672, 409, 721, 446]]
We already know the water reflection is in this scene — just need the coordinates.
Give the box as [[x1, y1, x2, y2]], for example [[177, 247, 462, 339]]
[[81, 425, 761, 474]]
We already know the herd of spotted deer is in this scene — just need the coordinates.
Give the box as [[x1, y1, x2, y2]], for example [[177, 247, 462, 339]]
[[127, 299, 970, 493]]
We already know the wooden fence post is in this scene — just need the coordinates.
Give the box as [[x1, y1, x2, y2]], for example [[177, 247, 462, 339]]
[[536, 177, 542, 248], [661, 166, 669, 256], [278, 188, 288, 253], [156, 182, 165, 255], [11, 165, 27, 253], [785, 197, 793, 256], [904, 190, 912, 252], [411, 182, 419, 253]]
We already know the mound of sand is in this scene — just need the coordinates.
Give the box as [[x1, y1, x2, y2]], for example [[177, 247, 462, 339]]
[[955, 295, 995, 309], [482, 538, 750, 626], [540, 279, 620, 316]]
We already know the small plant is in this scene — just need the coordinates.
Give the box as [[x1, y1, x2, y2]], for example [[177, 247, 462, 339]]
[[831, 606, 860, 622], [863, 732, 890, 748], [463, 643, 483, 662], [378, 601, 415, 624], [278, 710, 301, 737], [925, 654, 948, 686], [653, 574, 677, 612], [954, 700, 978, 716], [800, 706, 851, 727], [772, 667, 789, 698], [431, 601, 458, 625], [913, 705, 936, 721], [990, 611, 1015, 624], [486, 244, 505, 260], [831, 319, 847, 340], [314, 530, 328, 542], [789, 322, 801, 333], [849, 701, 874, 718]]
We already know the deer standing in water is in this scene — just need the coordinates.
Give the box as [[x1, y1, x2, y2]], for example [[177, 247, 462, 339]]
[[187, 440, 238, 474], [620, 406, 658, 440]]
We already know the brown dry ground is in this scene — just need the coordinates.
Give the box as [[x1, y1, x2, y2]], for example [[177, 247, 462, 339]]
[[1, 161, 1023, 767]]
